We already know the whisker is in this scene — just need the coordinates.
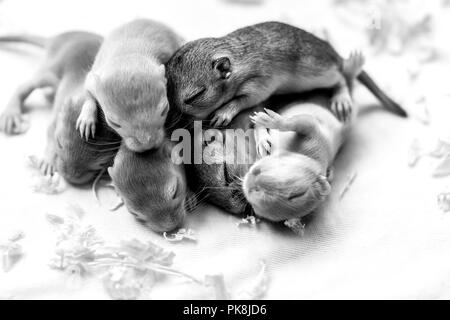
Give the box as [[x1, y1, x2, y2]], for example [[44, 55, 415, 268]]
[[96, 147, 121, 153], [184, 189, 209, 213], [92, 167, 108, 204], [86, 140, 121, 146]]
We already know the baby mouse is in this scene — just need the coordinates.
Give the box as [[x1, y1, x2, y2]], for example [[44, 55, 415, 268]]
[[166, 21, 406, 127], [76, 19, 183, 152], [0, 31, 120, 180], [108, 141, 190, 232], [0, 32, 92, 135]]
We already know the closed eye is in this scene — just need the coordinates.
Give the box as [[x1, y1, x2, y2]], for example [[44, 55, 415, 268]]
[[184, 87, 206, 105], [287, 190, 307, 201], [169, 178, 180, 200]]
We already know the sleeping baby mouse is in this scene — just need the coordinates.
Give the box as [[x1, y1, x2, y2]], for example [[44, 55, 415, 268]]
[[76, 19, 184, 152], [166, 21, 406, 127], [108, 140, 189, 232]]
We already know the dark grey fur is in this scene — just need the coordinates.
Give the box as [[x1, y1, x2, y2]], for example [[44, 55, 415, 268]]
[[167, 21, 406, 127]]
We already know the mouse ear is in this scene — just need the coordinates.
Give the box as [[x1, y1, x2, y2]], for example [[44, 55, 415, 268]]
[[212, 57, 231, 79], [311, 175, 331, 201]]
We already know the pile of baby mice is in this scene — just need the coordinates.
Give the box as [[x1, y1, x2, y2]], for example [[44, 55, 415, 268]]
[[0, 19, 407, 233]]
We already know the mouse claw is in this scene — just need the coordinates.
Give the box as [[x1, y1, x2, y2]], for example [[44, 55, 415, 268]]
[[76, 113, 96, 141], [331, 96, 353, 122], [256, 139, 271, 157], [0, 109, 27, 135], [254, 125, 273, 158], [210, 108, 235, 128], [36, 156, 56, 177], [252, 110, 282, 129]]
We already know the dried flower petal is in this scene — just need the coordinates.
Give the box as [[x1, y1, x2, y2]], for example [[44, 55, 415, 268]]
[[1, 241, 24, 272], [408, 139, 424, 167], [1, 231, 25, 272], [47, 213, 201, 299], [104, 266, 155, 300], [284, 219, 306, 237], [429, 140, 450, 158], [163, 228, 197, 242], [8, 231, 25, 243], [236, 262, 268, 300], [46, 214, 65, 226], [433, 154, 450, 177], [31, 172, 66, 195], [411, 97, 431, 125], [438, 186, 450, 213], [236, 215, 260, 228]]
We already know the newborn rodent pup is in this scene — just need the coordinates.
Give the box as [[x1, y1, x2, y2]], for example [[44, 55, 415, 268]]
[[0, 31, 120, 182], [167, 21, 406, 127], [244, 96, 341, 221], [241, 55, 369, 221], [76, 19, 184, 152], [108, 141, 188, 232], [0, 32, 95, 135]]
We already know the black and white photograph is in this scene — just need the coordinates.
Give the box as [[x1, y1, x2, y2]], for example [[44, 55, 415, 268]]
[[0, 0, 449, 302]]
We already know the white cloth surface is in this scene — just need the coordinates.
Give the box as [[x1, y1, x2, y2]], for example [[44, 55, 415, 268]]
[[0, 0, 450, 299]]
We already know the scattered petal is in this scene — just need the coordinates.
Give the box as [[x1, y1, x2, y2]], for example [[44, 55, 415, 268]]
[[236, 215, 260, 228], [104, 267, 155, 300], [31, 172, 66, 195], [284, 219, 306, 237], [8, 231, 25, 243], [411, 97, 431, 125], [429, 140, 450, 158], [438, 186, 450, 213], [163, 228, 197, 242], [46, 214, 65, 226], [408, 139, 424, 167], [46, 212, 200, 299], [433, 154, 450, 177], [0, 232, 25, 272], [236, 261, 268, 300]]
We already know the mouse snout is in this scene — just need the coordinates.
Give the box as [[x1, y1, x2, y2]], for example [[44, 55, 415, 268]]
[[125, 130, 164, 152]]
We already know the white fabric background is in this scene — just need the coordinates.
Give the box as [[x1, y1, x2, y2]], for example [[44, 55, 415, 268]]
[[0, 0, 450, 299]]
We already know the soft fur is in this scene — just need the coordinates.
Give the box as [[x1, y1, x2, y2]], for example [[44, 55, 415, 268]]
[[77, 19, 184, 152], [166, 21, 406, 130], [0, 31, 120, 182], [108, 141, 187, 232]]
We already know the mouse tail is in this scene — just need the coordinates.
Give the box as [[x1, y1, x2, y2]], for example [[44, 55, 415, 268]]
[[0, 34, 47, 48], [357, 70, 408, 118]]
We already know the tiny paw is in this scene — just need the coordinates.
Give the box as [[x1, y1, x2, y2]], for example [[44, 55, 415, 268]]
[[249, 108, 283, 129], [37, 157, 56, 176], [331, 95, 353, 122], [0, 109, 26, 135], [255, 130, 272, 158], [210, 109, 234, 127], [76, 113, 96, 140]]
